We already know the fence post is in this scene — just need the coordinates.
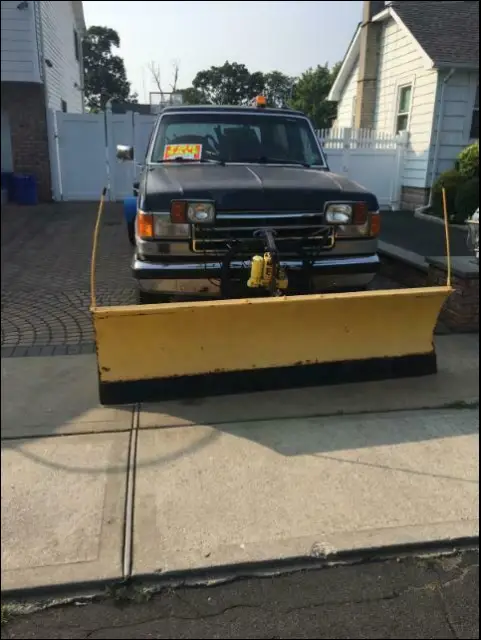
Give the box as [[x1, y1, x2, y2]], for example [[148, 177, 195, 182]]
[[341, 127, 352, 176], [132, 111, 141, 186], [47, 108, 63, 201], [104, 104, 115, 201], [391, 130, 408, 210]]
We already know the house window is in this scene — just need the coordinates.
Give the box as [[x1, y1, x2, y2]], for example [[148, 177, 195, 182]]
[[395, 84, 412, 134], [470, 84, 479, 140], [73, 29, 80, 61], [61, 100, 67, 113]]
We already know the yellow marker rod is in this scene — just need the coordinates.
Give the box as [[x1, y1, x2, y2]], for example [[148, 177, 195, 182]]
[[90, 187, 108, 310], [441, 187, 452, 288]]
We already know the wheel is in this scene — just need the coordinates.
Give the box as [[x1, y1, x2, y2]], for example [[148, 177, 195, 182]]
[[137, 290, 171, 305]]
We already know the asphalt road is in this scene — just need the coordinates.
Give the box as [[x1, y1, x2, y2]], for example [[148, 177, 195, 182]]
[[2, 547, 478, 639], [380, 210, 470, 257]]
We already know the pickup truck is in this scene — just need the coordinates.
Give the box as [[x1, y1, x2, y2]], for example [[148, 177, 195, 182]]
[[118, 99, 381, 303]]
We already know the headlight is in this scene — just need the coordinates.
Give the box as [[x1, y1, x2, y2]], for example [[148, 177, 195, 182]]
[[170, 200, 216, 224], [154, 218, 189, 238], [325, 203, 353, 225], [187, 202, 215, 224], [324, 201, 369, 225]]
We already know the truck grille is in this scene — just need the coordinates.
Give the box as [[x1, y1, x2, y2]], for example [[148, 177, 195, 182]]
[[191, 211, 333, 254]]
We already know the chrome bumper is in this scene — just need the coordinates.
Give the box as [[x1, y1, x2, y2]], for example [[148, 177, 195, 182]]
[[132, 254, 380, 296]]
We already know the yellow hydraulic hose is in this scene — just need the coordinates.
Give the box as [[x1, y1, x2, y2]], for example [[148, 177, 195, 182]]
[[441, 187, 452, 288], [90, 187, 107, 310]]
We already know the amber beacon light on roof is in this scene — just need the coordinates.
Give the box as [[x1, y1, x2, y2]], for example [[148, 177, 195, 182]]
[[250, 95, 267, 108]]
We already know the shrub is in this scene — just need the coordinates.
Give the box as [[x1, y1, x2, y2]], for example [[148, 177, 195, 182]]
[[455, 177, 479, 223], [456, 142, 479, 179], [432, 169, 468, 221]]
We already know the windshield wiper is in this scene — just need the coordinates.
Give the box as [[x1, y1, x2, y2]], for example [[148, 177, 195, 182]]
[[240, 156, 312, 168], [155, 157, 224, 165]]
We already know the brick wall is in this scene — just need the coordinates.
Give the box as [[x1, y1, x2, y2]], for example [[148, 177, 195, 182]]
[[380, 252, 479, 333], [401, 186, 430, 211], [428, 265, 479, 333], [379, 254, 428, 288], [1, 81, 52, 201], [355, 3, 382, 130]]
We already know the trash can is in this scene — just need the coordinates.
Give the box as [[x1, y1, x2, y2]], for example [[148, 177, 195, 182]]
[[1, 171, 14, 201], [12, 173, 38, 205]]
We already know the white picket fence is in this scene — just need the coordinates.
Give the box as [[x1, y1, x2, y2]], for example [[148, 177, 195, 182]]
[[48, 110, 408, 208]]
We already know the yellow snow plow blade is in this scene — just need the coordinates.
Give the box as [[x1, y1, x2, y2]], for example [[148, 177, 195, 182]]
[[92, 286, 451, 405], [90, 189, 453, 406]]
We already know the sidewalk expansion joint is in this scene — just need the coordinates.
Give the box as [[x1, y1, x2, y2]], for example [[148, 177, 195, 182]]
[[121, 402, 140, 580]]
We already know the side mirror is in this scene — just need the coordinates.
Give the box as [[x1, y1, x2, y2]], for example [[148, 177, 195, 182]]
[[116, 145, 134, 161]]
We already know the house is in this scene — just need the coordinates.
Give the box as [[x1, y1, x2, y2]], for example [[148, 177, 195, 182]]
[[328, 1, 479, 210], [1, 0, 86, 200]]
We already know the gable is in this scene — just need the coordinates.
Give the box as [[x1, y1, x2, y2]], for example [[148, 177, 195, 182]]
[[328, 1, 479, 103], [391, 1, 479, 69]]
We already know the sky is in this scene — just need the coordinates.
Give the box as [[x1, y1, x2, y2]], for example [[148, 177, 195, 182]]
[[82, 0, 362, 103]]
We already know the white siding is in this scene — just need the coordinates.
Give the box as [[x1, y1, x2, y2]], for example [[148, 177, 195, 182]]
[[432, 70, 479, 178], [40, 0, 83, 112], [1, 0, 41, 83], [335, 62, 359, 128], [373, 18, 438, 188]]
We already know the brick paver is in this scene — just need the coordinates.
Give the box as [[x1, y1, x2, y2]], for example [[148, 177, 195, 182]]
[[1, 202, 136, 355], [1, 202, 402, 356]]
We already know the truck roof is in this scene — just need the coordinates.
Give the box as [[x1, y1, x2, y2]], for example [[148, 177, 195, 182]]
[[159, 104, 306, 117]]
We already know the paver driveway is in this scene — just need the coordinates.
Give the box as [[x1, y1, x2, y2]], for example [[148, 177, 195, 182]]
[[1, 201, 401, 357], [1, 202, 136, 356]]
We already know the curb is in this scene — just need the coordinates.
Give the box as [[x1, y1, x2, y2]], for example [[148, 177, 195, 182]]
[[2, 532, 478, 603], [414, 210, 468, 231]]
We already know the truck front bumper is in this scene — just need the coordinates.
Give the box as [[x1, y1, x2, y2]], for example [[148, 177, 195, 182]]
[[132, 254, 381, 297]]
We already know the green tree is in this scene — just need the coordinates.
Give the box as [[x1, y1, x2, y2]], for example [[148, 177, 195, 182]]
[[180, 87, 209, 105], [290, 63, 340, 129], [83, 26, 134, 111], [192, 61, 263, 105], [330, 61, 343, 83], [263, 71, 296, 107]]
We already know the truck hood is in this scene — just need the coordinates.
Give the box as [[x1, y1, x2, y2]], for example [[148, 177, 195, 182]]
[[141, 164, 379, 212]]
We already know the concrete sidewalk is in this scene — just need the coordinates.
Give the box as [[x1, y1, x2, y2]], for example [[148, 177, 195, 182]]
[[1, 334, 479, 593]]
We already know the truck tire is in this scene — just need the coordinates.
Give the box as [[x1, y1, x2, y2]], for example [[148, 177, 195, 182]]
[[137, 290, 170, 305]]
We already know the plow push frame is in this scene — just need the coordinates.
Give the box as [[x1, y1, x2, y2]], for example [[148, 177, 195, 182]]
[[90, 190, 454, 406]]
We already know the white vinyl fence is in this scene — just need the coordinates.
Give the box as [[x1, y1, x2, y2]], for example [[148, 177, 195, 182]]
[[317, 128, 408, 209], [49, 109, 407, 209], [49, 108, 157, 202]]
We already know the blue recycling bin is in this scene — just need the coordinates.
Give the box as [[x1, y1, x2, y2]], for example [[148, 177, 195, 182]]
[[12, 173, 38, 205], [1, 172, 14, 201]]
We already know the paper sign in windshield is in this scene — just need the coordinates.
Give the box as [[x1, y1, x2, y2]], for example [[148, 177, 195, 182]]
[[163, 143, 202, 161]]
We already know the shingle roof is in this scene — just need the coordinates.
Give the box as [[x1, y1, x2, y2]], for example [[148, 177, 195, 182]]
[[390, 1, 479, 67]]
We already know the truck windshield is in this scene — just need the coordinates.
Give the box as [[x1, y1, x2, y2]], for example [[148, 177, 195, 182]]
[[150, 112, 326, 167]]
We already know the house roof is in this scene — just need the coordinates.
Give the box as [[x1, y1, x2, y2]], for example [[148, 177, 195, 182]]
[[328, 1, 479, 101], [390, 1, 479, 68]]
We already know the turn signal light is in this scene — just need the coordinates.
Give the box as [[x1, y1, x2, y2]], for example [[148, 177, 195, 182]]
[[136, 210, 154, 239]]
